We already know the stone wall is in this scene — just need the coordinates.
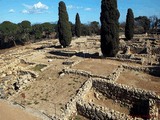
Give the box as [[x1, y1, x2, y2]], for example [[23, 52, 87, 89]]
[[92, 79, 160, 119], [0, 59, 20, 73], [59, 79, 92, 120], [76, 100, 143, 120], [62, 66, 123, 81], [93, 79, 160, 104], [107, 57, 142, 64], [46, 55, 68, 60], [149, 99, 159, 120], [122, 65, 160, 77], [57, 72, 159, 120]]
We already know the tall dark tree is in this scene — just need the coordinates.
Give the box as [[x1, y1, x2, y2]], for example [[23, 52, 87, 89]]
[[100, 0, 120, 57], [75, 13, 81, 37], [58, 1, 72, 47], [125, 8, 134, 40]]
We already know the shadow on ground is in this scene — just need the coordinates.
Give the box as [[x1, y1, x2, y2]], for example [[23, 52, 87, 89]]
[[49, 50, 100, 59]]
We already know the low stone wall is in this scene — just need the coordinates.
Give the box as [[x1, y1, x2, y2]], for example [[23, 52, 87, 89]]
[[149, 99, 159, 120], [152, 47, 160, 54], [0, 59, 20, 73], [122, 64, 160, 77], [76, 100, 142, 120], [92, 79, 160, 119], [18, 70, 38, 78], [107, 57, 142, 64], [62, 68, 92, 78], [63, 65, 123, 82], [93, 79, 160, 104], [107, 66, 124, 81], [130, 46, 146, 54], [59, 79, 92, 120], [122, 65, 149, 72], [46, 55, 68, 60]]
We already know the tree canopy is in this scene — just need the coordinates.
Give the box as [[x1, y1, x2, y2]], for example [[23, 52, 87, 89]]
[[58, 1, 72, 47], [100, 0, 120, 57], [125, 8, 134, 40], [75, 13, 81, 37], [135, 16, 150, 33]]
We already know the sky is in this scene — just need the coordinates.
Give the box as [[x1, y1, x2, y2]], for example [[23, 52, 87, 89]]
[[0, 0, 160, 24]]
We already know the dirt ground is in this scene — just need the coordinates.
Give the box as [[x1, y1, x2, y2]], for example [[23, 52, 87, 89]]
[[72, 58, 143, 77], [70, 113, 89, 120], [116, 70, 160, 95], [0, 36, 160, 119], [10, 66, 88, 117], [84, 89, 130, 115], [73, 59, 119, 76], [0, 100, 41, 120]]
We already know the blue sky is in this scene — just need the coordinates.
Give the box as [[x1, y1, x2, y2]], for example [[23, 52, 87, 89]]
[[0, 0, 160, 24]]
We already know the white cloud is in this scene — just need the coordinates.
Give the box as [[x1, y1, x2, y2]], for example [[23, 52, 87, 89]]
[[22, 2, 49, 14], [84, 8, 92, 11], [22, 9, 29, 14], [67, 5, 92, 11], [33, 2, 48, 10], [9, 9, 15, 13], [67, 5, 83, 10]]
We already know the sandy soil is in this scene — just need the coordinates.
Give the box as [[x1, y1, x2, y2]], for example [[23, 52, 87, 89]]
[[72, 58, 143, 77], [116, 70, 160, 95], [10, 65, 88, 117], [0, 37, 159, 119], [0, 100, 41, 120], [73, 59, 120, 76]]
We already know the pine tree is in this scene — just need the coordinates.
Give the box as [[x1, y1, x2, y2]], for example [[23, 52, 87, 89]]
[[75, 13, 81, 37], [100, 0, 120, 57], [125, 8, 134, 40], [58, 1, 72, 47]]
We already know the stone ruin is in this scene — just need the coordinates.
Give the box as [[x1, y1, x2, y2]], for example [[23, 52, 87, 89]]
[[51, 64, 160, 120], [119, 36, 160, 65], [0, 36, 159, 120]]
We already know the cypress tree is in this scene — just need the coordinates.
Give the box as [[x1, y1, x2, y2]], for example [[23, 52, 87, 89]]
[[125, 8, 134, 40], [58, 1, 72, 47], [100, 0, 120, 57], [75, 13, 81, 37]]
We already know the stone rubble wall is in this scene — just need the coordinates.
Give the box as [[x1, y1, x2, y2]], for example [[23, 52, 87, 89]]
[[59, 79, 92, 120], [149, 99, 159, 120], [122, 65, 149, 72], [107, 66, 124, 81], [55, 71, 159, 120], [106, 57, 142, 64], [46, 55, 68, 60], [122, 65, 160, 77], [70, 60, 84, 67], [62, 65, 123, 81], [76, 99, 142, 120], [0, 59, 20, 73], [92, 79, 160, 119], [92, 79, 160, 104]]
